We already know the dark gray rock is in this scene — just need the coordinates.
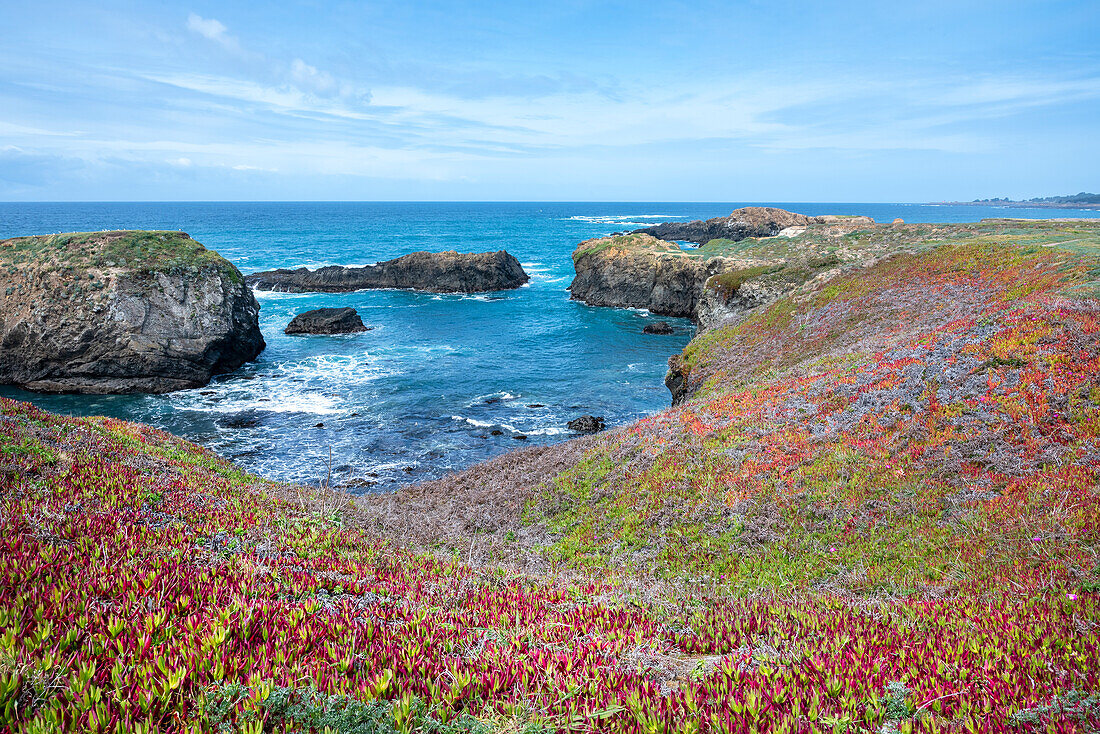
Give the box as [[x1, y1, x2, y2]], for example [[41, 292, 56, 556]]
[[643, 321, 674, 334], [567, 415, 606, 433], [247, 250, 529, 293], [284, 307, 368, 335], [0, 230, 264, 394], [665, 356, 690, 407], [569, 235, 730, 318], [633, 207, 817, 244]]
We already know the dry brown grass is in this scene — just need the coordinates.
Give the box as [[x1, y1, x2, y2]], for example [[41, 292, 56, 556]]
[[354, 435, 599, 570]]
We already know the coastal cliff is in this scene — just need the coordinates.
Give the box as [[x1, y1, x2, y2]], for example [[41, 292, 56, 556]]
[[569, 211, 876, 331], [570, 209, 915, 402], [246, 250, 529, 293], [0, 230, 264, 394], [568, 234, 727, 317]]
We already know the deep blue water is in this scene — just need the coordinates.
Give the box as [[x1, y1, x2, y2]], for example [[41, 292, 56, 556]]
[[2, 202, 1098, 489]]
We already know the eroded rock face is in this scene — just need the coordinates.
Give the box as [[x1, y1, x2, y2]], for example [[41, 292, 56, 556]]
[[0, 231, 264, 394], [246, 250, 529, 293], [284, 307, 368, 335], [569, 234, 732, 318]]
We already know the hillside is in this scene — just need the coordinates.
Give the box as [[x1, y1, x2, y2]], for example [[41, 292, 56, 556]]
[[3, 218, 1100, 731], [371, 220, 1100, 590]]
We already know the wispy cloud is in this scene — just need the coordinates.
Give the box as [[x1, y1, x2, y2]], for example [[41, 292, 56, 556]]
[[180, 13, 371, 111], [185, 13, 245, 56]]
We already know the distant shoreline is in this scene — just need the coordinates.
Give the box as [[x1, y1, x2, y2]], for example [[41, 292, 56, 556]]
[[933, 200, 1100, 210]]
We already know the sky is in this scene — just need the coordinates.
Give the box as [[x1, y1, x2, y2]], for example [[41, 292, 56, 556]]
[[0, 0, 1098, 202]]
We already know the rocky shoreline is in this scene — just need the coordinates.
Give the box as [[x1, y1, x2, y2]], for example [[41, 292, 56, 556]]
[[569, 207, 875, 335], [246, 250, 529, 293]]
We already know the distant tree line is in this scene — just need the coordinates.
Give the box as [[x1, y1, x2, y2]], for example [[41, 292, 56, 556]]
[[972, 192, 1100, 204]]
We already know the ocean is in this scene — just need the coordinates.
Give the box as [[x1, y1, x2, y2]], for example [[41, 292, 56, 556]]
[[3, 201, 1098, 489]]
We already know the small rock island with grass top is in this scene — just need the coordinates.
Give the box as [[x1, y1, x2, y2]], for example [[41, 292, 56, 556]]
[[0, 230, 264, 394]]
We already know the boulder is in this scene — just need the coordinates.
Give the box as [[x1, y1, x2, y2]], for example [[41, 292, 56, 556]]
[[567, 415, 606, 433], [643, 321, 674, 334], [247, 250, 529, 293], [0, 231, 264, 394], [284, 307, 368, 335]]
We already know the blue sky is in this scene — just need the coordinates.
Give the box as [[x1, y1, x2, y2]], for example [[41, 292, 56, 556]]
[[1, 0, 1098, 201]]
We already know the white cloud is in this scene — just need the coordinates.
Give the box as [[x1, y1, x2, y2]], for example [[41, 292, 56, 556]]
[[290, 59, 337, 96], [186, 13, 245, 56], [186, 13, 225, 41], [168, 157, 193, 167]]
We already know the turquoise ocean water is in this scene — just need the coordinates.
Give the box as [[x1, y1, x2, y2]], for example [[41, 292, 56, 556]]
[[2, 202, 1097, 489]]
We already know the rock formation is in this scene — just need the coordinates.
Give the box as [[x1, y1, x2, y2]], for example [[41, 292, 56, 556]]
[[246, 250, 529, 293], [284, 307, 369, 335], [569, 208, 887, 405], [567, 415, 606, 433], [643, 321, 674, 334], [0, 231, 265, 394], [568, 234, 729, 317], [632, 207, 874, 245], [569, 234, 791, 325]]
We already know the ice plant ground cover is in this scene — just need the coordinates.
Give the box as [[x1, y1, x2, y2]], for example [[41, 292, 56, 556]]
[[3, 219, 1100, 732]]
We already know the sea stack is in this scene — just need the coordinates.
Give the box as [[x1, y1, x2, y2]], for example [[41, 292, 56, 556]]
[[285, 307, 369, 334], [247, 250, 529, 293], [0, 230, 264, 394]]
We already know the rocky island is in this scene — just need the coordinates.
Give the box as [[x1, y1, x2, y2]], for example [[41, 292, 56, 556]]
[[0, 230, 264, 393], [246, 250, 529, 293], [284, 307, 369, 334]]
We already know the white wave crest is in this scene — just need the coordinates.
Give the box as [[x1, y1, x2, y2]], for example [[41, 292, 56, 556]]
[[173, 352, 388, 416]]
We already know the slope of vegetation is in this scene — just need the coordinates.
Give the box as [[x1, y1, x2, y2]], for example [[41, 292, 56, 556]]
[[537, 237, 1100, 595], [3, 219, 1100, 732]]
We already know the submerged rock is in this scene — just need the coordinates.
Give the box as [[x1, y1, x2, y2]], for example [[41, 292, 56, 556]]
[[568, 415, 606, 433], [284, 307, 368, 335], [247, 250, 529, 293], [643, 321, 674, 334], [0, 230, 264, 394]]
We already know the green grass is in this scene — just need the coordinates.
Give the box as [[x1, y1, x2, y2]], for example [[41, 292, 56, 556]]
[[572, 234, 682, 258], [0, 231, 240, 281], [704, 265, 785, 297]]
